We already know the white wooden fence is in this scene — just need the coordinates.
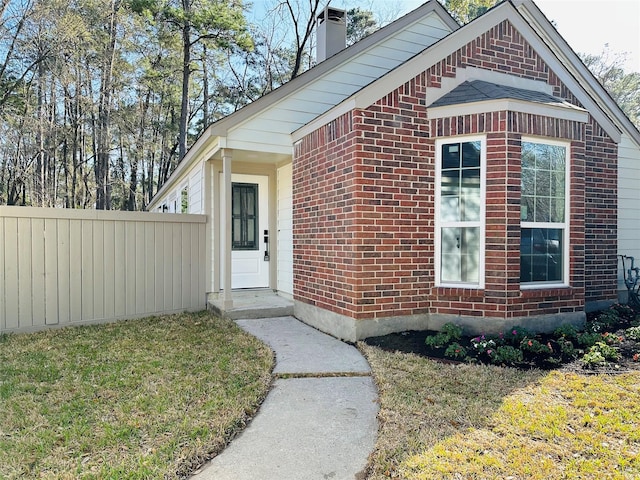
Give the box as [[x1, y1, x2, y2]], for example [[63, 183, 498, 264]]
[[0, 207, 207, 334]]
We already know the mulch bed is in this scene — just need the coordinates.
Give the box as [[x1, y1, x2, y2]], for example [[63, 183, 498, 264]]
[[364, 328, 640, 374]]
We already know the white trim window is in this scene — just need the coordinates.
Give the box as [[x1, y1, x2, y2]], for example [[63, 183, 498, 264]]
[[435, 136, 486, 288], [520, 138, 570, 286]]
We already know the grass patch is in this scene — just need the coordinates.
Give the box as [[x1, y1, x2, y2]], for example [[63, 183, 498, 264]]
[[0, 311, 273, 479], [360, 343, 640, 479]]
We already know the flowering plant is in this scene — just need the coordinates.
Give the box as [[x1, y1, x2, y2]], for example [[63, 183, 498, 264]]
[[471, 335, 496, 357]]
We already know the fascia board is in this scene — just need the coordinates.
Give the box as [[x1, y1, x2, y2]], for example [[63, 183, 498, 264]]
[[147, 132, 222, 210], [426, 98, 590, 123], [513, 0, 627, 144]]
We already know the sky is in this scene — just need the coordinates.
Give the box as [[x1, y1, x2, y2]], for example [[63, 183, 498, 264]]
[[272, 0, 640, 74], [523, 0, 639, 73]]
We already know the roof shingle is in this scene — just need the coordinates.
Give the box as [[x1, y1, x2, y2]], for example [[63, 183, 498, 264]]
[[429, 79, 583, 110]]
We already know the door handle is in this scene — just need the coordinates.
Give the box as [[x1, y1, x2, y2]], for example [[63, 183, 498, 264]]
[[263, 230, 270, 261]]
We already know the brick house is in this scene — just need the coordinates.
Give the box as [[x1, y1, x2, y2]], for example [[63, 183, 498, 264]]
[[149, 0, 640, 341]]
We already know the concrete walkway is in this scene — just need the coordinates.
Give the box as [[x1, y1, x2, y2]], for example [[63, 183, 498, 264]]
[[191, 316, 379, 480]]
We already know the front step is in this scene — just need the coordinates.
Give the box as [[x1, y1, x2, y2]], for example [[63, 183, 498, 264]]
[[208, 290, 294, 320]]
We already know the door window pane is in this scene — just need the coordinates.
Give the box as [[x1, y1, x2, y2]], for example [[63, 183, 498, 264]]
[[231, 183, 259, 250]]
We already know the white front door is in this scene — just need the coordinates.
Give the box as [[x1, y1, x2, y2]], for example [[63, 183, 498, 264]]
[[221, 174, 270, 289]]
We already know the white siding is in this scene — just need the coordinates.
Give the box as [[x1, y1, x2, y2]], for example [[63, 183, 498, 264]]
[[226, 15, 453, 152], [154, 159, 205, 214], [618, 134, 640, 294], [277, 163, 293, 297], [188, 162, 203, 213]]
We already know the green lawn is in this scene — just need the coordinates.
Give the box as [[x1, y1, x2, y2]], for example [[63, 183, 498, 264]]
[[360, 343, 640, 479], [0, 312, 273, 479]]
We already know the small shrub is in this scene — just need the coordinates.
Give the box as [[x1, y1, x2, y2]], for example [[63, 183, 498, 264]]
[[586, 321, 606, 333], [577, 331, 601, 348], [593, 341, 619, 361], [441, 323, 463, 341], [600, 332, 623, 345], [425, 322, 463, 349], [598, 342, 621, 361], [554, 324, 579, 341], [593, 310, 620, 329], [444, 342, 467, 360], [470, 335, 496, 357], [611, 303, 636, 321], [425, 332, 450, 348], [492, 345, 524, 365], [581, 349, 606, 367], [556, 339, 577, 359], [505, 326, 531, 346], [581, 342, 619, 368], [520, 338, 553, 358], [625, 326, 640, 341]]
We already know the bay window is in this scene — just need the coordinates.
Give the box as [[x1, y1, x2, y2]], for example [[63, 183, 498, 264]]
[[520, 139, 569, 285], [436, 137, 485, 287]]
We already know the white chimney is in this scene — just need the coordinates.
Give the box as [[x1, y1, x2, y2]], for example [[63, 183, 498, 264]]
[[316, 7, 346, 63]]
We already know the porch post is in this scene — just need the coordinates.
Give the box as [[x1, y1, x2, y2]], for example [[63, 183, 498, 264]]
[[221, 148, 233, 309], [204, 159, 214, 298]]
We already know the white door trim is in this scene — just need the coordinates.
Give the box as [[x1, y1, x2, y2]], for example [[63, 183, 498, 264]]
[[220, 173, 270, 289]]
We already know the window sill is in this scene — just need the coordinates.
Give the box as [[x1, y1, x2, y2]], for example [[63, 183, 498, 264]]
[[520, 283, 568, 290], [520, 285, 574, 298], [436, 283, 484, 290]]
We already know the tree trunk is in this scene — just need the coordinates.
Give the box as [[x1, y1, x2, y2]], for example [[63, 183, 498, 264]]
[[94, 0, 120, 209], [178, 0, 192, 161], [128, 89, 151, 210], [36, 58, 45, 206], [202, 44, 209, 129]]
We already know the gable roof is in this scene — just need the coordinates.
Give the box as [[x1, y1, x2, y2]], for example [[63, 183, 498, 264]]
[[150, 0, 640, 209], [217, 1, 458, 155], [148, 1, 459, 208], [294, 0, 636, 145]]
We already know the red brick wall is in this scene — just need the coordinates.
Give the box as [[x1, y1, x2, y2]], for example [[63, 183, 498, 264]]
[[293, 19, 618, 323], [293, 113, 361, 316], [583, 119, 618, 304]]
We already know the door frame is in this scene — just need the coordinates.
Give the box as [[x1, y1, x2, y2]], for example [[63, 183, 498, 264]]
[[210, 164, 278, 292], [219, 172, 271, 289]]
